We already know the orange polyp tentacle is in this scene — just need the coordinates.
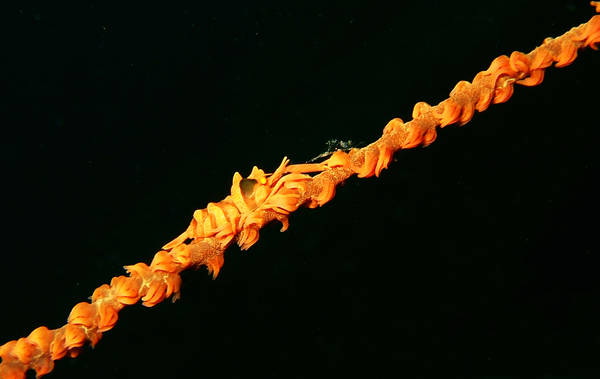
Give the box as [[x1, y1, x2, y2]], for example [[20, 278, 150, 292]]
[[322, 149, 351, 169], [12, 339, 35, 365], [49, 331, 67, 361], [27, 327, 52, 355], [284, 162, 328, 173], [517, 69, 544, 86], [63, 325, 86, 350], [67, 303, 96, 329], [96, 302, 119, 332], [508, 51, 529, 74], [112, 276, 142, 305], [2, 6, 599, 379]]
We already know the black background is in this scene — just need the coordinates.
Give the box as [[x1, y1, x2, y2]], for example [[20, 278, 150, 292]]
[[1, 1, 599, 378]]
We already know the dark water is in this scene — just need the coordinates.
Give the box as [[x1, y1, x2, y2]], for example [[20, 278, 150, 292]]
[[1, 1, 599, 378]]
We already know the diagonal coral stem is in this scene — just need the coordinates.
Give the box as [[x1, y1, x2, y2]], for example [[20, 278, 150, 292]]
[[1, 4, 598, 379]]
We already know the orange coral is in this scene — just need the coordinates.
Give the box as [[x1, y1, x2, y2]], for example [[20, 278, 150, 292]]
[[1, 4, 599, 379]]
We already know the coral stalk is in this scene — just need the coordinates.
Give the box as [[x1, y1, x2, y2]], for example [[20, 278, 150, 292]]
[[1, 3, 598, 378]]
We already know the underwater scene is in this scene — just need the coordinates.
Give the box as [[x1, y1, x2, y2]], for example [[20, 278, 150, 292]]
[[1, 1, 599, 378]]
